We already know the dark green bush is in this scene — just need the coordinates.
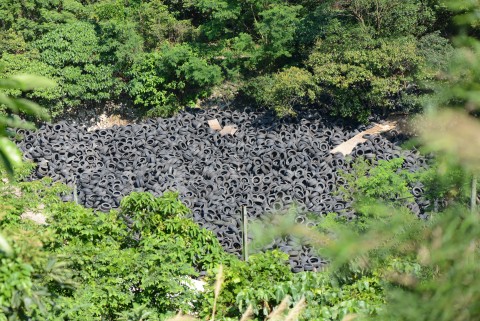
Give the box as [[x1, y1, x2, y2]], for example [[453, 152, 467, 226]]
[[33, 21, 121, 114], [0, 0, 452, 121], [128, 44, 223, 117], [0, 21, 124, 118], [244, 66, 318, 117], [307, 30, 427, 122], [0, 166, 230, 320], [48, 191, 228, 319], [338, 158, 422, 207]]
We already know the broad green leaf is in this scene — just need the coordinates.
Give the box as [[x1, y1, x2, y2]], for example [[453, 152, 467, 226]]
[[9, 74, 56, 90], [0, 137, 23, 176], [0, 234, 12, 257]]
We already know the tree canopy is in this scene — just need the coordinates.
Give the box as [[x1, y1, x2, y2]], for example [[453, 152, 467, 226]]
[[0, 0, 454, 121]]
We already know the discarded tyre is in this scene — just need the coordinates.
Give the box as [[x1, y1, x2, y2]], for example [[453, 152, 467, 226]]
[[18, 108, 431, 272]]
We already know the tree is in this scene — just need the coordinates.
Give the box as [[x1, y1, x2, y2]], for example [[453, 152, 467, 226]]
[[0, 72, 73, 321], [134, 0, 195, 49], [307, 28, 443, 121], [128, 44, 222, 117], [254, 4, 302, 68], [244, 66, 318, 117], [32, 21, 121, 115], [335, 0, 436, 37], [249, 2, 480, 320]]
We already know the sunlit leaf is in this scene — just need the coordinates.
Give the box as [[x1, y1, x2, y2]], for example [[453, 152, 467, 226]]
[[8, 74, 56, 91], [0, 233, 12, 257], [416, 110, 480, 172], [0, 137, 23, 176]]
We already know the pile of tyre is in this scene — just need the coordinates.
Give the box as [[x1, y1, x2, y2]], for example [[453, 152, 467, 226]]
[[17, 108, 430, 272]]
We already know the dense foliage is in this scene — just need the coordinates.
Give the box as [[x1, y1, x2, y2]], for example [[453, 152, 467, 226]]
[[0, 165, 390, 320], [0, 0, 454, 121], [2, 1, 480, 321], [128, 44, 222, 117], [0, 167, 227, 320]]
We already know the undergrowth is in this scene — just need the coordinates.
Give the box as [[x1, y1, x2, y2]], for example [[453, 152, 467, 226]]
[[1, 156, 461, 321], [0, 162, 392, 321]]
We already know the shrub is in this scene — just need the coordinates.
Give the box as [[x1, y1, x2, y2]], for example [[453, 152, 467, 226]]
[[0, 164, 74, 321], [96, 20, 144, 74], [308, 30, 428, 122], [277, 270, 384, 320], [47, 190, 228, 319], [135, 0, 195, 49], [337, 0, 436, 38], [0, 53, 65, 117], [200, 250, 293, 318], [316, 4, 480, 319], [254, 5, 302, 68], [0, 163, 230, 319], [339, 158, 420, 205], [0, 29, 27, 54], [244, 67, 318, 117], [0, 70, 52, 175], [32, 21, 121, 115], [200, 245, 386, 321], [128, 44, 223, 117]]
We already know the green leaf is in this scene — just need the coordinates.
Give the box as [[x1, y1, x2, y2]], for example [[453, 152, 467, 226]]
[[9, 75, 56, 91], [0, 137, 23, 176], [0, 234, 12, 257]]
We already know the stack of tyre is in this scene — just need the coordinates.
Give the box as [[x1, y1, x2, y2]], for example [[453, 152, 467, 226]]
[[18, 108, 430, 271]]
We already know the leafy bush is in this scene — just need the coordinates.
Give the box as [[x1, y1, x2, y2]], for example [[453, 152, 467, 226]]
[[128, 44, 222, 117], [279, 271, 384, 320], [190, 0, 303, 73], [338, 158, 422, 207], [0, 52, 60, 102], [254, 5, 302, 69], [201, 250, 293, 318], [336, 4, 480, 319], [0, 29, 27, 54], [120, 191, 224, 270], [0, 0, 83, 42], [0, 235, 63, 321], [200, 243, 386, 321], [96, 20, 144, 74], [308, 30, 428, 122], [135, 0, 195, 49], [337, 0, 436, 38], [319, 194, 480, 321], [0, 163, 231, 320], [47, 191, 228, 319], [0, 0, 452, 121], [1, 21, 122, 118], [31, 21, 121, 115], [0, 163, 73, 321], [244, 67, 318, 117], [120, 191, 190, 228]]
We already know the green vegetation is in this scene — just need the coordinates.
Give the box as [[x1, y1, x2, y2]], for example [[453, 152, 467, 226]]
[[2, 1, 480, 321], [339, 158, 422, 205], [0, 0, 454, 121], [0, 168, 226, 320], [201, 248, 385, 320], [0, 167, 387, 320], [244, 67, 318, 117], [0, 166, 388, 320], [128, 44, 222, 117], [0, 73, 52, 175]]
